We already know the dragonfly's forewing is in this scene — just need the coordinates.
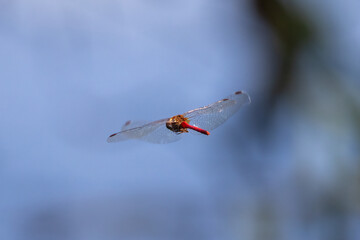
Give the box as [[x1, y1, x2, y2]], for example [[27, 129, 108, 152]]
[[184, 91, 250, 131], [121, 120, 149, 131], [107, 118, 182, 144]]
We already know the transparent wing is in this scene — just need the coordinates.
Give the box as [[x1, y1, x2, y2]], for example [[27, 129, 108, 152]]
[[121, 120, 149, 131], [107, 118, 182, 144], [184, 91, 251, 131]]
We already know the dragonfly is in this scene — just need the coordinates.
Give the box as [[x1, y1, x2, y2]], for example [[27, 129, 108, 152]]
[[107, 90, 250, 144]]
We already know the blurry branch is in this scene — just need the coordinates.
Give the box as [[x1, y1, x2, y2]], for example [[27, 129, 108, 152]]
[[251, 0, 313, 135], [251, 0, 360, 143], [316, 53, 360, 146]]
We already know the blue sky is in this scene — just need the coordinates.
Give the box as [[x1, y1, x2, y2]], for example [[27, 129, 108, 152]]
[[1, 1, 359, 239]]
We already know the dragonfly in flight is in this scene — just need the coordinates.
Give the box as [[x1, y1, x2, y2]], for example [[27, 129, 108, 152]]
[[107, 91, 250, 144]]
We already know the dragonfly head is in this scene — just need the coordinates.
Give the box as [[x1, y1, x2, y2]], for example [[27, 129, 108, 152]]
[[166, 115, 189, 134]]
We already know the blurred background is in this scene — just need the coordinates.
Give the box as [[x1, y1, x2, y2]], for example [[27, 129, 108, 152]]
[[1, 0, 359, 239]]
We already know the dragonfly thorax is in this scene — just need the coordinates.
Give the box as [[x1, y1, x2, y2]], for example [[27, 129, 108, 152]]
[[166, 115, 189, 134]]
